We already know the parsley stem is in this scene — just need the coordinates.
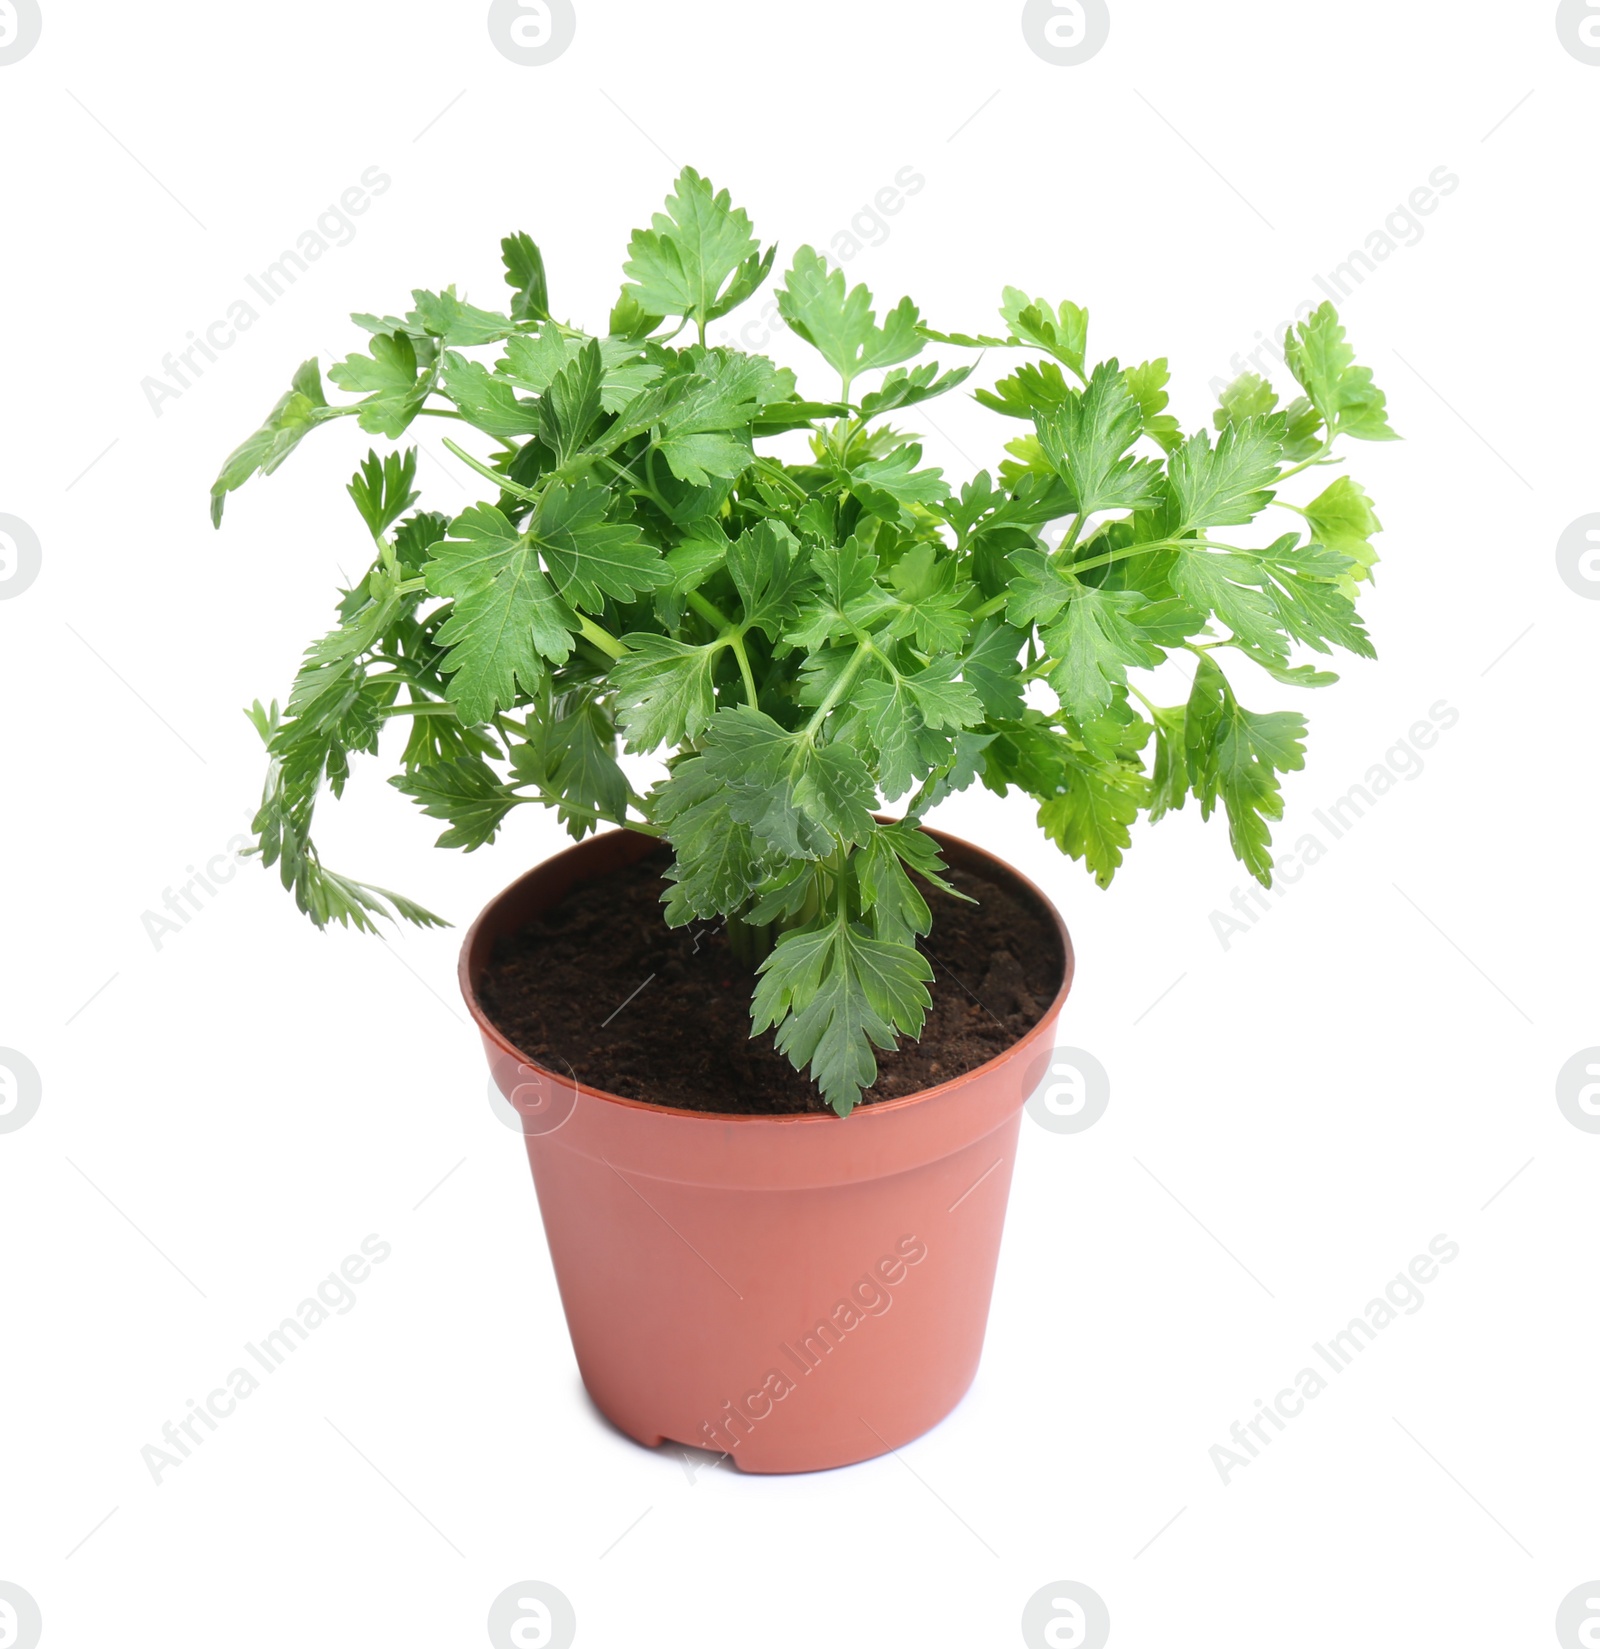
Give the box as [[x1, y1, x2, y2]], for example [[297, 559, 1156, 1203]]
[[686, 589, 734, 630], [372, 656, 441, 689], [805, 643, 870, 735], [1065, 540, 1175, 575], [575, 639, 619, 671], [576, 614, 629, 659], [752, 457, 809, 501], [683, 591, 759, 704], [970, 591, 1009, 621], [1276, 436, 1339, 482], [730, 633, 760, 708], [607, 449, 675, 515], [510, 786, 663, 836], [1065, 535, 1268, 576], [441, 437, 541, 503], [378, 702, 456, 719], [493, 711, 522, 761], [1182, 640, 1229, 681]]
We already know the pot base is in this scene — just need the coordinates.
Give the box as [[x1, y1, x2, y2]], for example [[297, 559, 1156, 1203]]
[[593, 1370, 981, 1475], [529, 1110, 1023, 1475]]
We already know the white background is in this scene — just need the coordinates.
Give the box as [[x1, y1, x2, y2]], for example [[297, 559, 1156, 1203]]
[[2, 1, 1597, 1644]]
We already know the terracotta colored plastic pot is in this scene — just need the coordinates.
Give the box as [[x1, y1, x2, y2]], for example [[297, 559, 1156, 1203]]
[[460, 825, 1073, 1473]]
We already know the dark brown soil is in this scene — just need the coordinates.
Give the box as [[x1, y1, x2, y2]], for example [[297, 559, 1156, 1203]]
[[477, 848, 1066, 1115]]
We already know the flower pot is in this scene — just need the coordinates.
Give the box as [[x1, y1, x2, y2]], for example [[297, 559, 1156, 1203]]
[[459, 825, 1074, 1474]]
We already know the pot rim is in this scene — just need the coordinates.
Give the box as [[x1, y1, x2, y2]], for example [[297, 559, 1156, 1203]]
[[458, 821, 1075, 1128]]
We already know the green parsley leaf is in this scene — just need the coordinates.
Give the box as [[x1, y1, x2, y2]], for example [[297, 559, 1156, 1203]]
[[1284, 302, 1398, 442], [663, 535, 727, 596], [539, 338, 606, 464], [1003, 546, 1074, 627], [510, 693, 631, 837], [496, 331, 662, 416], [1168, 418, 1283, 530], [853, 827, 935, 946], [424, 503, 577, 720], [391, 755, 518, 850], [1171, 534, 1371, 662], [1215, 371, 1280, 426], [881, 542, 972, 652], [1185, 657, 1307, 883], [501, 232, 550, 323], [983, 714, 1149, 886], [1123, 359, 1184, 454], [1304, 475, 1382, 594], [974, 359, 1076, 420], [727, 520, 807, 639], [1170, 550, 1287, 658], [858, 362, 973, 419], [850, 443, 951, 520], [329, 331, 435, 438], [406, 289, 516, 346], [1034, 361, 1166, 514], [702, 705, 878, 857], [210, 359, 338, 525], [1001, 287, 1089, 375], [960, 618, 1028, 721], [1041, 584, 1175, 722], [842, 672, 947, 799], [777, 246, 924, 389], [532, 478, 669, 610], [1037, 741, 1150, 888], [443, 353, 543, 440], [622, 166, 762, 331], [1147, 701, 1191, 819], [612, 634, 722, 752], [346, 449, 420, 540], [751, 917, 932, 1115], [650, 350, 784, 484], [788, 539, 893, 647], [654, 754, 761, 923], [903, 653, 984, 730]]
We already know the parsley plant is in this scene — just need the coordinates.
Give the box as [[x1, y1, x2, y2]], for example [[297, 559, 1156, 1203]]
[[214, 168, 1395, 1113]]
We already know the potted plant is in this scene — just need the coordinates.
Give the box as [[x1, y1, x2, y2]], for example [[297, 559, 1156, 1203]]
[[213, 167, 1394, 1472]]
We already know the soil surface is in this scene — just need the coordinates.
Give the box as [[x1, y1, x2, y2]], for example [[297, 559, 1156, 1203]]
[[478, 847, 1065, 1115]]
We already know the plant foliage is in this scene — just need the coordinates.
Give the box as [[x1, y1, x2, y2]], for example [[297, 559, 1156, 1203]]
[[215, 167, 1396, 1113]]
